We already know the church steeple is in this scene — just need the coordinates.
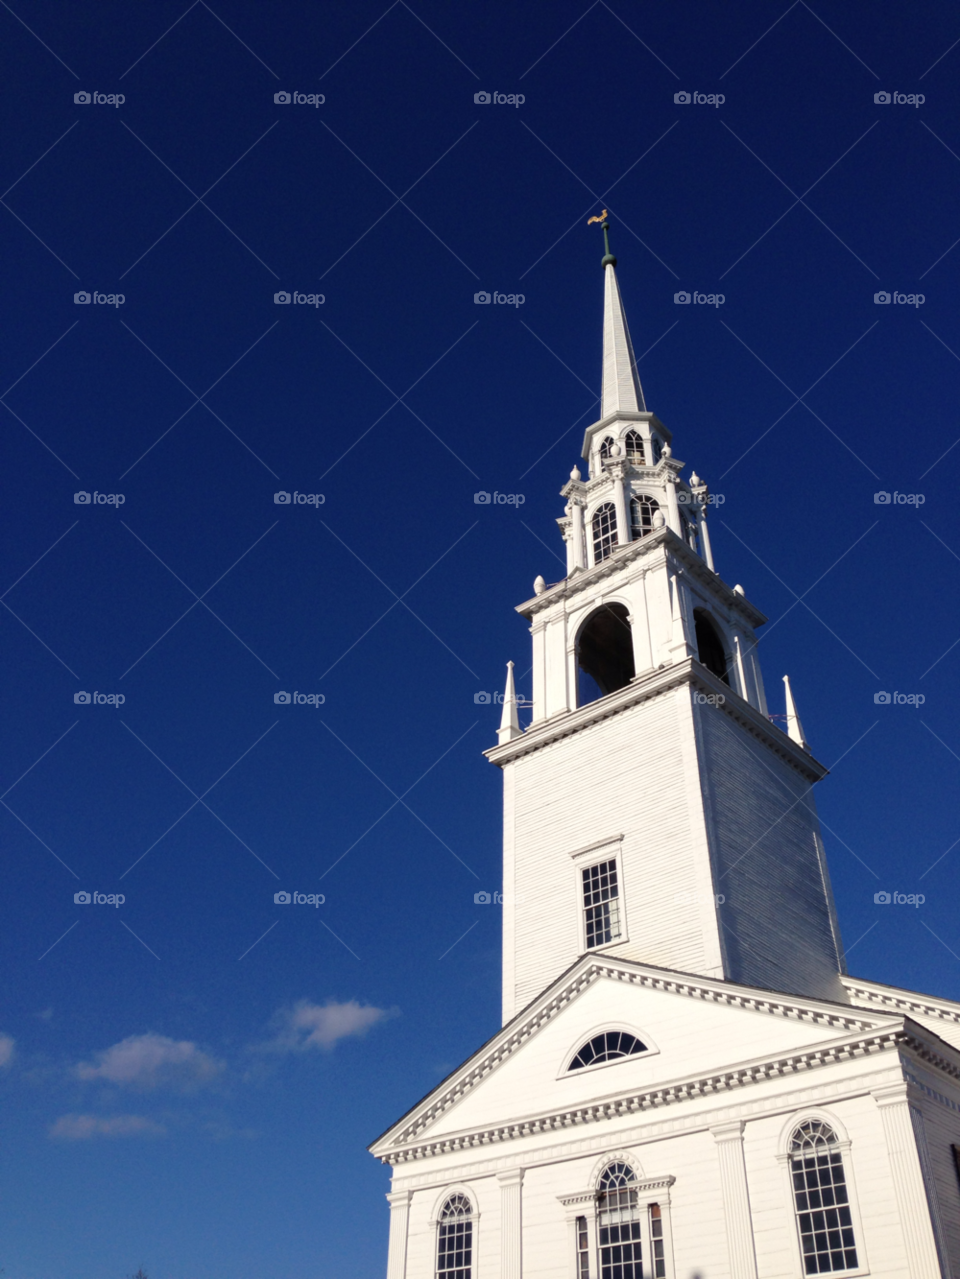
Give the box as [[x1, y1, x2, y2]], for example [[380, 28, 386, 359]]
[[485, 237, 847, 1020], [600, 222, 647, 417]]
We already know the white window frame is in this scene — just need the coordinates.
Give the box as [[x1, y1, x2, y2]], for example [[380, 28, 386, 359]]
[[558, 1169, 676, 1279], [776, 1111, 869, 1279], [557, 1022, 660, 1080], [568, 837, 629, 954], [430, 1187, 480, 1279]]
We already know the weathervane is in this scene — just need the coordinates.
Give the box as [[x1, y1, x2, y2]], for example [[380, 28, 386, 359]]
[[587, 209, 616, 268]]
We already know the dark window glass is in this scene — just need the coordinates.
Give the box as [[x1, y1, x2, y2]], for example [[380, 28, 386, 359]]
[[624, 431, 645, 464], [437, 1194, 473, 1279], [789, 1122, 858, 1274], [569, 1031, 647, 1070], [598, 1165, 642, 1279], [630, 494, 659, 540], [582, 860, 621, 948], [592, 502, 618, 563]]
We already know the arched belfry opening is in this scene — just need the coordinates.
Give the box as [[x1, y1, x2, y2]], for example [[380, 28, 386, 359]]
[[694, 609, 730, 685], [576, 604, 635, 706]]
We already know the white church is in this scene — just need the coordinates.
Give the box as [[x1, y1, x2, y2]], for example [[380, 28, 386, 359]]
[[370, 222, 960, 1279]]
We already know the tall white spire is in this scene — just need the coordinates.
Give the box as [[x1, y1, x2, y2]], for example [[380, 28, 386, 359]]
[[783, 675, 810, 751], [600, 238, 646, 418]]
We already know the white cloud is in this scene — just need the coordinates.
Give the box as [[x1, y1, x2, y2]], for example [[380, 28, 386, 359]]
[[263, 999, 392, 1053], [75, 1033, 223, 1091], [49, 1113, 166, 1140], [0, 1034, 14, 1067]]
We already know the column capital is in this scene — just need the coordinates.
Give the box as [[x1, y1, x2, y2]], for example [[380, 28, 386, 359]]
[[872, 1083, 910, 1108], [497, 1167, 525, 1187], [711, 1120, 746, 1142]]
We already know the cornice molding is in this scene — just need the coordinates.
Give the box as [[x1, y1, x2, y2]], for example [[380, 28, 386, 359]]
[[842, 978, 960, 1027], [372, 957, 883, 1158], [484, 658, 826, 782], [381, 1027, 911, 1165], [516, 528, 766, 628]]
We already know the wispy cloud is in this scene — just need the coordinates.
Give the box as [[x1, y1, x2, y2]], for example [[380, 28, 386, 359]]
[[49, 1113, 166, 1140], [259, 999, 394, 1053], [0, 1034, 14, 1067], [75, 1033, 224, 1091]]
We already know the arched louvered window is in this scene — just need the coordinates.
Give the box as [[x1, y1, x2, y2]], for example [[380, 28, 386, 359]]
[[598, 1164, 643, 1279], [599, 436, 616, 461], [789, 1121, 858, 1274], [624, 430, 645, 463], [569, 1031, 647, 1070], [437, 1194, 473, 1279], [592, 503, 618, 563], [630, 494, 659, 540]]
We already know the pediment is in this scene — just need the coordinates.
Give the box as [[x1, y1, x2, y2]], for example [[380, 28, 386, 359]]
[[369, 955, 896, 1162]]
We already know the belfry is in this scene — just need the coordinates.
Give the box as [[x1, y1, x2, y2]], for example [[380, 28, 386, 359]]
[[371, 224, 960, 1279]]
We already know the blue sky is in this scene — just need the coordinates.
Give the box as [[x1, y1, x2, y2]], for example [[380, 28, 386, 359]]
[[1, 1, 959, 1275]]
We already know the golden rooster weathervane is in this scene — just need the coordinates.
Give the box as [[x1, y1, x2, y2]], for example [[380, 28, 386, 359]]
[[586, 209, 608, 226]]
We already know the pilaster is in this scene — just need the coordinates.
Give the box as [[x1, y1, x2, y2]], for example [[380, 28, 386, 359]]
[[873, 1085, 944, 1277], [497, 1168, 524, 1279], [711, 1121, 759, 1279], [385, 1189, 412, 1279]]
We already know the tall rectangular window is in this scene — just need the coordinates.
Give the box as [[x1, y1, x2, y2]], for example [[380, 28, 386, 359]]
[[598, 1182, 642, 1279], [582, 859, 622, 948], [649, 1204, 666, 1279], [576, 1215, 590, 1279]]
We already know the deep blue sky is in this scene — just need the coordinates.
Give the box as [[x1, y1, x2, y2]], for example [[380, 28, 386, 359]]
[[1, 2, 959, 1276]]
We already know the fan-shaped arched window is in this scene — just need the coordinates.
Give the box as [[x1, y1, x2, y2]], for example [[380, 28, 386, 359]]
[[630, 494, 660, 540], [437, 1194, 473, 1279], [789, 1121, 858, 1274], [569, 1031, 647, 1070], [624, 430, 646, 464], [592, 502, 618, 563], [598, 1164, 643, 1278], [599, 436, 616, 461]]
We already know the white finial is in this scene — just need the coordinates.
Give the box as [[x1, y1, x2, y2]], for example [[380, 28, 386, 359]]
[[662, 443, 672, 458], [652, 509, 666, 528], [690, 471, 700, 487], [497, 661, 522, 744], [533, 575, 546, 595], [783, 675, 810, 751], [570, 465, 581, 481], [609, 441, 622, 458], [733, 584, 744, 596]]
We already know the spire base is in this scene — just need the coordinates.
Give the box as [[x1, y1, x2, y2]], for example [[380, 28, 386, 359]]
[[601, 253, 617, 268]]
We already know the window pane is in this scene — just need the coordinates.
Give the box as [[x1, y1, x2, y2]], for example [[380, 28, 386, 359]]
[[582, 860, 621, 948], [789, 1125, 858, 1274], [437, 1196, 473, 1279], [592, 503, 618, 563]]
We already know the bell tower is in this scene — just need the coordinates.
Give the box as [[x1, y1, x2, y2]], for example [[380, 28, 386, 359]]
[[486, 222, 846, 1022]]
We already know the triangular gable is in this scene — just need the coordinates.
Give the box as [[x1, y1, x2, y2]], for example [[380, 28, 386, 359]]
[[370, 953, 892, 1159], [843, 973, 960, 1052]]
